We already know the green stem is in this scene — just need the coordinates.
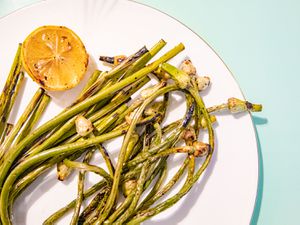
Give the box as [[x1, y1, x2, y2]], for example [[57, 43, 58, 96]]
[[20, 89, 121, 163], [45, 160, 149, 225], [97, 143, 115, 177], [105, 192, 135, 224], [0, 43, 184, 189], [1, 124, 14, 145], [94, 85, 178, 224], [124, 132, 139, 162], [69, 148, 95, 225], [63, 160, 113, 184], [114, 161, 151, 225], [94, 104, 128, 133], [56, 104, 130, 180], [126, 62, 215, 224], [135, 96, 193, 212], [78, 187, 109, 224], [24, 70, 105, 157], [56, 95, 128, 147], [60, 75, 149, 143], [56, 148, 93, 181], [136, 161, 167, 212], [105, 158, 166, 224], [0, 128, 126, 225], [83, 189, 110, 224], [79, 70, 102, 99], [124, 127, 182, 169], [75, 46, 148, 105], [128, 156, 195, 224], [104, 126, 159, 224], [138, 157, 188, 212], [15, 94, 50, 144], [43, 181, 107, 225], [147, 146, 201, 162], [0, 44, 22, 139], [61, 103, 128, 145], [0, 88, 44, 161], [207, 103, 228, 113], [22, 116, 78, 160], [0, 72, 24, 144], [9, 151, 89, 222], [121, 39, 166, 79], [9, 150, 86, 214]]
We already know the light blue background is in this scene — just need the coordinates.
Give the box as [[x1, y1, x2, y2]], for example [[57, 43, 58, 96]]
[[1, 0, 299, 225]]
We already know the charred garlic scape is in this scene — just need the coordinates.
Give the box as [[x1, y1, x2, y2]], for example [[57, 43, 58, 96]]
[[99, 55, 127, 66], [177, 60, 262, 114], [207, 97, 263, 114], [125, 82, 166, 125], [179, 59, 211, 91], [75, 115, 94, 137]]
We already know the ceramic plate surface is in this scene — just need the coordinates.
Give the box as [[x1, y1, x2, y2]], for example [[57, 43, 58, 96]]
[[0, 0, 258, 224]]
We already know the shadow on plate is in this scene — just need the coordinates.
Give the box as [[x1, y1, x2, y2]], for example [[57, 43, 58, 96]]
[[250, 115, 267, 225]]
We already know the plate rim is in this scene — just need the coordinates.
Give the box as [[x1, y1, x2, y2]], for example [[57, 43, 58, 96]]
[[0, 0, 260, 224]]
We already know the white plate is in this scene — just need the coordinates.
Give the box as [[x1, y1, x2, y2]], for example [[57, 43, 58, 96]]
[[0, 0, 258, 224]]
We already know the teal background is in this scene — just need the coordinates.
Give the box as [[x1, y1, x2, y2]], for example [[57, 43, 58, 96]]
[[0, 0, 299, 224]]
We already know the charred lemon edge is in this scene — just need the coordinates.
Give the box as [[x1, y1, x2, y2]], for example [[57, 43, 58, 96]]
[[21, 25, 89, 91]]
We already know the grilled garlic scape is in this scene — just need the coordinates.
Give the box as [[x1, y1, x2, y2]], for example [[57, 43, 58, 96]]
[[75, 115, 94, 137], [182, 127, 197, 145], [179, 59, 197, 76], [200, 115, 216, 129], [179, 59, 211, 91], [99, 55, 127, 66], [125, 110, 137, 125], [153, 65, 171, 80], [140, 82, 166, 100], [57, 162, 71, 181], [194, 76, 210, 91], [122, 179, 137, 197], [144, 101, 164, 117], [227, 97, 263, 113], [192, 141, 211, 157]]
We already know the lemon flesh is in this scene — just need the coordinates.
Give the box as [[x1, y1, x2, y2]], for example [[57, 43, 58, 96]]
[[22, 26, 88, 91]]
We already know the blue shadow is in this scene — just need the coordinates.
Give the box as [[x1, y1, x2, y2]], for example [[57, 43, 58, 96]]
[[250, 116, 266, 225]]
